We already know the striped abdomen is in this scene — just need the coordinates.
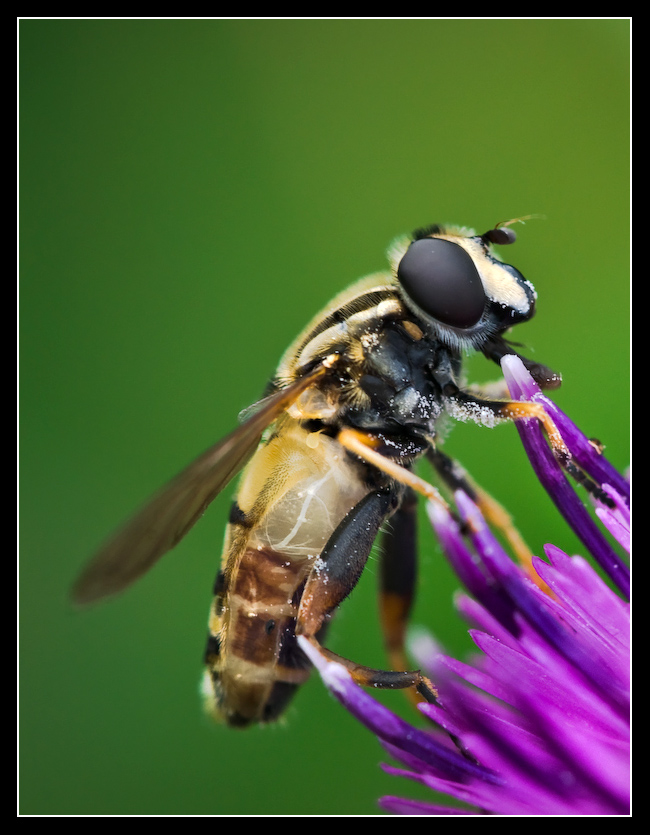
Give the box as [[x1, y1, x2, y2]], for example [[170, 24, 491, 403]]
[[202, 419, 368, 726]]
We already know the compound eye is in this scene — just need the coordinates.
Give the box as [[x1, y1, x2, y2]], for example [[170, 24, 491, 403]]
[[397, 238, 486, 329]]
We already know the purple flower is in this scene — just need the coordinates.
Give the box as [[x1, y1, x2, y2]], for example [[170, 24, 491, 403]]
[[299, 357, 630, 815]]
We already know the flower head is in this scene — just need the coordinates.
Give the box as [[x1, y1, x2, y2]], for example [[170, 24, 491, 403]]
[[299, 357, 630, 815]]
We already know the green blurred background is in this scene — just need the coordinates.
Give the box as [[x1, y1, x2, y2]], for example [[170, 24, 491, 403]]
[[20, 20, 629, 815]]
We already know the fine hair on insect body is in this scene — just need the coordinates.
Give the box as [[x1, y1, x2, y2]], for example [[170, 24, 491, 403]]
[[73, 218, 576, 727]]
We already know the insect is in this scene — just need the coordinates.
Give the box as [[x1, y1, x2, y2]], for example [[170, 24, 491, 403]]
[[72, 220, 565, 727]]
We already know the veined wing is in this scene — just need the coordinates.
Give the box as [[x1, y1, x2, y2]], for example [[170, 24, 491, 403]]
[[71, 361, 333, 605]]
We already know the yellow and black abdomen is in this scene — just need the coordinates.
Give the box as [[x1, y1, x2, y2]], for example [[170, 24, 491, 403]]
[[202, 418, 369, 726]]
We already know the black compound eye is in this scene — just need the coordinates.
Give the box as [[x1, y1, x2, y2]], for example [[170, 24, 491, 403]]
[[397, 238, 486, 329]]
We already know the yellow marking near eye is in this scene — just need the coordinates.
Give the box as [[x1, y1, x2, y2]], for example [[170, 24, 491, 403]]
[[402, 320, 424, 341]]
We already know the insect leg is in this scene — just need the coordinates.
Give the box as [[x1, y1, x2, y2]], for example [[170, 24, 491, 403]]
[[376, 487, 440, 706], [337, 427, 537, 584], [296, 490, 437, 701], [336, 427, 449, 506], [297, 490, 392, 639], [442, 387, 616, 515], [427, 447, 538, 580], [378, 487, 418, 678], [445, 386, 568, 458], [481, 336, 562, 391]]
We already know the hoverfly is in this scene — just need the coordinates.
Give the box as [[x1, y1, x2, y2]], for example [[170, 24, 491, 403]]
[[72, 220, 564, 727]]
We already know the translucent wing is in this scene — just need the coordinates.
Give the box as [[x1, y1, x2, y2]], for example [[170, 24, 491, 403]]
[[71, 363, 330, 605]]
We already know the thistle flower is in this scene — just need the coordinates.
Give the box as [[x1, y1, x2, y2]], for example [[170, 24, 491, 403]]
[[299, 356, 630, 815]]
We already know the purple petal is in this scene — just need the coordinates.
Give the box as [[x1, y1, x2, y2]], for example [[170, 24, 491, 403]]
[[378, 795, 474, 815], [595, 486, 631, 551], [536, 395, 629, 505], [297, 636, 498, 784], [427, 500, 519, 632], [380, 763, 507, 813], [304, 353, 630, 815], [501, 357, 629, 596], [425, 652, 514, 705], [501, 353, 540, 399], [452, 593, 521, 650], [500, 357, 627, 502], [541, 545, 630, 649]]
